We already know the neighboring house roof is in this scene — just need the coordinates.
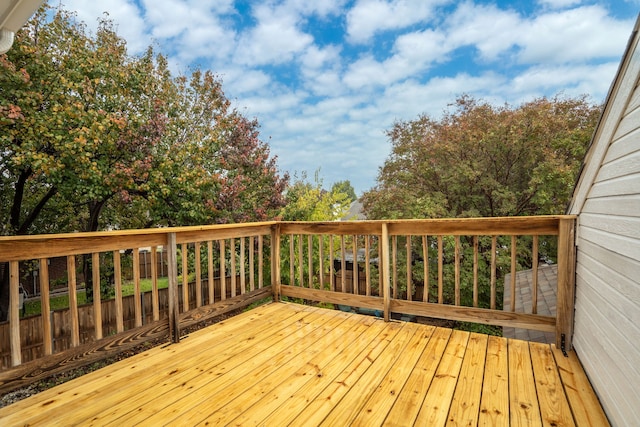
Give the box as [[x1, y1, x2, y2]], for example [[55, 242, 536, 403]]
[[0, 0, 44, 54], [568, 15, 640, 215], [340, 200, 366, 221], [503, 264, 557, 344]]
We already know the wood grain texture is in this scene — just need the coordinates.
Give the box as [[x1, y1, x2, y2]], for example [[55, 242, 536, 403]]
[[0, 303, 608, 426]]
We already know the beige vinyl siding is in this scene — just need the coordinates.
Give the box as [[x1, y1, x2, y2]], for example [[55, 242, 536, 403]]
[[572, 73, 640, 425]]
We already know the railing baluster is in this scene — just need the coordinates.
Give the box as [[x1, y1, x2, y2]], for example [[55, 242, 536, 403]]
[[207, 241, 214, 304], [352, 235, 358, 295], [319, 235, 325, 290], [231, 238, 237, 298], [249, 236, 255, 292], [407, 235, 412, 301], [240, 238, 246, 295], [297, 235, 303, 288], [67, 255, 79, 347], [329, 235, 335, 292], [532, 235, 539, 314], [133, 248, 142, 327], [39, 258, 53, 355], [289, 235, 295, 287], [9, 261, 21, 366], [91, 252, 102, 339], [490, 236, 497, 310], [181, 243, 189, 312], [365, 235, 371, 297], [473, 236, 479, 308], [392, 235, 397, 299], [422, 236, 428, 303], [510, 236, 517, 312], [220, 239, 226, 301], [113, 250, 124, 333], [340, 235, 346, 293], [151, 246, 159, 321], [195, 242, 202, 306], [454, 236, 460, 306], [258, 235, 264, 289], [437, 235, 443, 304]]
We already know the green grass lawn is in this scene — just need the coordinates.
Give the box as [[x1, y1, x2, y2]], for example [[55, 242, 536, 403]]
[[22, 277, 170, 318]]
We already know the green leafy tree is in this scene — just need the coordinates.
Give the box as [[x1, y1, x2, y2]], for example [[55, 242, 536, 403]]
[[362, 94, 600, 219], [331, 180, 357, 203], [0, 3, 288, 317], [361, 94, 600, 311]]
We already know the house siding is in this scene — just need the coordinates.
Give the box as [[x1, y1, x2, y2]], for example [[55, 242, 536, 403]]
[[570, 62, 640, 425]]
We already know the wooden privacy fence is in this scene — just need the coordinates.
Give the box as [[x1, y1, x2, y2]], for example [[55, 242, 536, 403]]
[[0, 216, 576, 393]]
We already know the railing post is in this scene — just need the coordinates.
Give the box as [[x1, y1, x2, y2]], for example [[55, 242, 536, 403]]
[[556, 217, 576, 352], [271, 224, 281, 302], [167, 232, 180, 343], [381, 223, 391, 322]]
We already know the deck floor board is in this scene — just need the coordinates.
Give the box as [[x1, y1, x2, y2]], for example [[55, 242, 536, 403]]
[[0, 302, 609, 426]]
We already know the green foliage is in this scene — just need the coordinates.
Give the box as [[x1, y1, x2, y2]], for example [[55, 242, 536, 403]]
[[331, 180, 357, 202], [280, 170, 351, 221], [362, 94, 600, 220]]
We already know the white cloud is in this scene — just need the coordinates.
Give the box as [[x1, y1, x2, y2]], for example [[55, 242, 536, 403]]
[[346, 0, 449, 43], [445, 2, 521, 61], [517, 6, 632, 64], [63, 0, 149, 54], [233, 3, 313, 66]]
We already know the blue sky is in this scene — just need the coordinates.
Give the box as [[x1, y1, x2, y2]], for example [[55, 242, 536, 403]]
[[63, 0, 638, 195]]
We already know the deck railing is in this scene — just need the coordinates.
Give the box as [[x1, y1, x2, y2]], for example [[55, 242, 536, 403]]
[[0, 216, 575, 392]]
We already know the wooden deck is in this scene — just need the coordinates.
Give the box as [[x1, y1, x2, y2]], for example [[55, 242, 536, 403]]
[[0, 302, 608, 426]]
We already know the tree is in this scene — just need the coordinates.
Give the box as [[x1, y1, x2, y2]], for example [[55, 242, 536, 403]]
[[331, 180, 357, 203], [362, 94, 600, 219], [361, 95, 600, 312], [279, 171, 350, 221], [0, 3, 288, 318]]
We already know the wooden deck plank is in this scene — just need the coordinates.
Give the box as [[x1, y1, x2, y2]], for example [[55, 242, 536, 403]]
[[529, 342, 576, 427], [287, 322, 409, 427], [479, 336, 510, 427], [446, 332, 489, 426], [186, 313, 364, 425], [191, 313, 380, 425], [255, 319, 402, 426], [349, 324, 437, 426], [414, 330, 470, 426], [509, 339, 543, 427], [550, 345, 610, 427], [100, 307, 341, 426], [227, 316, 389, 426], [0, 302, 295, 426], [316, 322, 421, 427], [0, 302, 609, 427], [383, 327, 454, 426]]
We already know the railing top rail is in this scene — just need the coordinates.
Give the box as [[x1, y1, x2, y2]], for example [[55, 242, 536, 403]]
[[0, 221, 278, 261], [0, 216, 576, 261], [279, 215, 576, 236]]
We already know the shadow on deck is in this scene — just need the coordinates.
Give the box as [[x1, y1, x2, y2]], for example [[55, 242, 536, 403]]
[[0, 302, 608, 426]]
